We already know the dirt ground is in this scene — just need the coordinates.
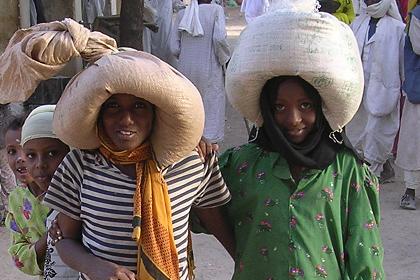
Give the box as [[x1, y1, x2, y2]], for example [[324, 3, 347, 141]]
[[1, 7, 419, 280]]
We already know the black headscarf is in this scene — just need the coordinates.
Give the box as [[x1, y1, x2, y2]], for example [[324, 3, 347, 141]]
[[251, 76, 360, 170]]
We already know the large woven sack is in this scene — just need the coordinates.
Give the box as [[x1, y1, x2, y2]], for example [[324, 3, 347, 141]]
[[226, 8, 364, 131], [0, 18, 117, 104], [53, 51, 205, 168]]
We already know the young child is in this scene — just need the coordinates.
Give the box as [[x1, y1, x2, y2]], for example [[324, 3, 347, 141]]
[[5, 105, 71, 278], [213, 1, 385, 278]]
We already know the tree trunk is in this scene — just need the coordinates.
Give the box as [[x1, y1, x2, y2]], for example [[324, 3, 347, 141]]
[[119, 0, 144, 50]]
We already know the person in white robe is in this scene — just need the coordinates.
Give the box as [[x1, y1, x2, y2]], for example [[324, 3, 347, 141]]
[[396, 4, 420, 210], [170, 0, 231, 143], [240, 0, 270, 23], [143, 0, 176, 65], [346, 0, 405, 181]]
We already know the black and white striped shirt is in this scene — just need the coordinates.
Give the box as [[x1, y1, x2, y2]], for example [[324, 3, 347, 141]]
[[44, 149, 230, 280]]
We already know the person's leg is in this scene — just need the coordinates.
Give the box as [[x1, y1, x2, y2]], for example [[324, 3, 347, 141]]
[[379, 158, 395, 184], [400, 169, 420, 210]]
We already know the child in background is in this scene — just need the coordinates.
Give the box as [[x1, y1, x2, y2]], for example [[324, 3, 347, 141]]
[[5, 105, 71, 278]]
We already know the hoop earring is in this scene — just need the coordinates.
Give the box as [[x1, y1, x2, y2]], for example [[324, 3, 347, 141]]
[[329, 128, 344, 144], [248, 126, 260, 143]]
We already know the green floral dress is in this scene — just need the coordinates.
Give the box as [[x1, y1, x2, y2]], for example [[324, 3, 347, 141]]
[[219, 144, 384, 280], [5, 185, 50, 276]]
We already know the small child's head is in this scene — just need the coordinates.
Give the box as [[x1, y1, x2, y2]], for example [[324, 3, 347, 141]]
[[21, 105, 70, 192], [4, 116, 30, 184], [261, 76, 321, 144]]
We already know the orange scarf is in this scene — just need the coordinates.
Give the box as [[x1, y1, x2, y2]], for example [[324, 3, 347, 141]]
[[99, 139, 179, 280]]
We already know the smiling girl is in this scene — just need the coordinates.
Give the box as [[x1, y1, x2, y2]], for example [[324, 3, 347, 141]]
[[214, 1, 385, 279]]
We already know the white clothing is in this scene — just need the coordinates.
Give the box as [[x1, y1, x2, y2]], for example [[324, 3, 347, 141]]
[[403, 169, 420, 190], [171, 4, 230, 142], [44, 211, 79, 280], [346, 14, 405, 176], [82, 0, 106, 24], [179, 0, 204, 37], [365, 0, 401, 21], [143, 0, 174, 64], [410, 14, 420, 55], [396, 97, 420, 171], [240, 0, 270, 23]]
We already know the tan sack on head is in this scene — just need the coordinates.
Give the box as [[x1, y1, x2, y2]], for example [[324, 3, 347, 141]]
[[53, 51, 205, 168], [226, 3, 364, 131], [0, 18, 117, 104]]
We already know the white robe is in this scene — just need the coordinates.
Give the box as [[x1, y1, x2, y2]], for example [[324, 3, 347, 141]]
[[143, 0, 175, 65], [346, 14, 405, 176], [240, 0, 270, 23], [171, 4, 230, 143]]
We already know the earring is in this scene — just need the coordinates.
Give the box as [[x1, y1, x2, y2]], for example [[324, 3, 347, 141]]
[[329, 128, 344, 144]]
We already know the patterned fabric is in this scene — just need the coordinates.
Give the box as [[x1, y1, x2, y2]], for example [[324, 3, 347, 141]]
[[0, 148, 16, 221], [5, 185, 50, 276], [44, 210, 79, 280], [219, 143, 385, 279], [99, 142, 179, 280], [44, 149, 230, 280]]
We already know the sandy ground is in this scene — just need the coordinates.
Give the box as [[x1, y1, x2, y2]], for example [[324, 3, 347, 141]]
[[1, 7, 420, 280]]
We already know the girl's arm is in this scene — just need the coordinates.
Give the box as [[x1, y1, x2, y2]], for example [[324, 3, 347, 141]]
[[193, 206, 236, 258], [55, 213, 136, 280], [5, 212, 46, 276], [344, 167, 385, 279]]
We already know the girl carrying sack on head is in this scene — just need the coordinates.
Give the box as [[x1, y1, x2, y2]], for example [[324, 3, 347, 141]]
[[0, 19, 233, 280], [199, 0, 385, 278]]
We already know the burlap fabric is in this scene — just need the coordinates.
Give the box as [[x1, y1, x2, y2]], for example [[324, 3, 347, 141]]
[[0, 19, 205, 168], [54, 50, 204, 168], [0, 18, 117, 104], [226, 4, 364, 131]]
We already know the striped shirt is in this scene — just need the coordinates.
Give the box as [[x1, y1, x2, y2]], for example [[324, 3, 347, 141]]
[[44, 149, 230, 280]]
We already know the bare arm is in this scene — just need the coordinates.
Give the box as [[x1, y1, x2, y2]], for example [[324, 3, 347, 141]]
[[34, 233, 48, 268], [54, 213, 136, 280], [193, 206, 235, 259]]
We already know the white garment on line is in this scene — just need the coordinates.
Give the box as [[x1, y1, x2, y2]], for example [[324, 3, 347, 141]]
[[171, 4, 230, 142]]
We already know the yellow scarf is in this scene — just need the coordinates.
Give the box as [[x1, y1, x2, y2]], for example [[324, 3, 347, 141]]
[[99, 139, 179, 280]]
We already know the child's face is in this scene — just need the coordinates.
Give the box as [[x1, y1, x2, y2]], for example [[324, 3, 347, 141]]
[[273, 79, 317, 144], [100, 94, 154, 151], [5, 128, 31, 184], [23, 138, 69, 192]]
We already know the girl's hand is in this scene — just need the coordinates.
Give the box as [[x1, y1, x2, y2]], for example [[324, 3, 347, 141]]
[[49, 218, 63, 246], [88, 260, 136, 280], [196, 137, 219, 161]]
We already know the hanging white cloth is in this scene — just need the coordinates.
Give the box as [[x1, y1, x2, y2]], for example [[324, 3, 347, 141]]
[[178, 0, 204, 37]]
